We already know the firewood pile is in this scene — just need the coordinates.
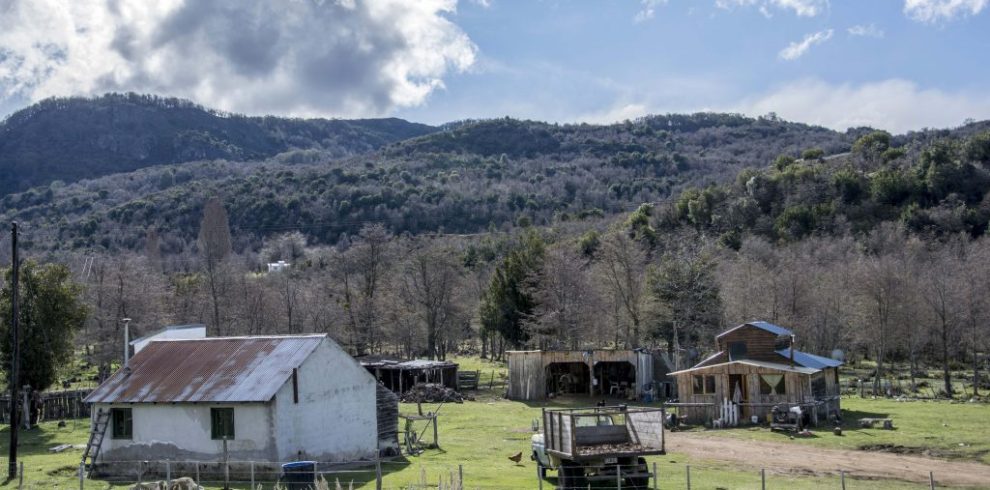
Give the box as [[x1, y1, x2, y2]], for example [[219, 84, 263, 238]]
[[577, 442, 646, 455], [400, 383, 471, 403]]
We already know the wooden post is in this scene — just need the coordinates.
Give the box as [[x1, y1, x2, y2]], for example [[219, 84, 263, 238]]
[[761, 467, 765, 490], [652, 462, 658, 490], [195, 463, 200, 486], [490, 370, 495, 390], [458, 464, 463, 488], [433, 413, 440, 448], [17, 462, 23, 490], [686, 464, 691, 490], [166, 460, 171, 488], [616, 463, 622, 490], [930, 471, 935, 490], [223, 437, 230, 490], [376, 459, 383, 490], [536, 460, 543, 490], [79, 462, 84, 490], [250, 460, 255, 488], [840, 470, 846, 490]]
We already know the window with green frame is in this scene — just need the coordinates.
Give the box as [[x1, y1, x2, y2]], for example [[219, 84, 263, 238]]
[[111, 408, 132, 439], [211, 407, 235, 440]]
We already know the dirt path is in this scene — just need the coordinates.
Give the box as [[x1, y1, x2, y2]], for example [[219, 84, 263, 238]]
[[669, 432, 990, 487]]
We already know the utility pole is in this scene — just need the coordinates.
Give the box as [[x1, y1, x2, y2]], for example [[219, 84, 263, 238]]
[[8, 222, 20, 479]]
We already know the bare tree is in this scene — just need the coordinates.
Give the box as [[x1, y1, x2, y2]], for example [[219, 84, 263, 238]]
[[336, 224, 392, 355], [527, 246, 601, 350], [596, 232, 648, 347], [399, 244, 465, 360]]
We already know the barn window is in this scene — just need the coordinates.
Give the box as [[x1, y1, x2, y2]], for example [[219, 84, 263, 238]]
[[111, 408, 132, 439], [692, 375, 716, 394], [211, 407, 235, 440], [759, 374, 786, 395]]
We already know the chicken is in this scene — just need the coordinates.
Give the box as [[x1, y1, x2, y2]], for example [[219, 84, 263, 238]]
[[508, 451, 523, 463]]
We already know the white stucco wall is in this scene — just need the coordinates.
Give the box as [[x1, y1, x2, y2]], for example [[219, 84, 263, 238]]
[[96, 403, 275, 461], [272, 338, 378, 462]]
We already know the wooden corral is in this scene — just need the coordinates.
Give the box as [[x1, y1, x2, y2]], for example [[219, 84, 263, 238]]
[[506, 350, 655, 401], [359, 357, 459, 394], [668, 321, 842, 426]]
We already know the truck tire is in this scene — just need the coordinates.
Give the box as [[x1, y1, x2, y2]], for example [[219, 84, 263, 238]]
[[559, 462, 585, 490], [625, 457, 650, 489]]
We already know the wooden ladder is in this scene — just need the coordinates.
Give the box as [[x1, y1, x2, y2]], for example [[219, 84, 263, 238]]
[[81, 409, 110, 477]]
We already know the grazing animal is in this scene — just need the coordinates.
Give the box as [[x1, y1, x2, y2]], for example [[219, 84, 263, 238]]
[[508, 451, 523, 463], [130, 477, 203, 490]]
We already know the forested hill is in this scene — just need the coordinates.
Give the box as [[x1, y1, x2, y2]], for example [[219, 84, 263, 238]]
[[0, 94, 436, 196], [1, 107, 874, 255]]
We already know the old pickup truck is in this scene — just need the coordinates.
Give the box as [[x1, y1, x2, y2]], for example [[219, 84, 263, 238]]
[[532, 406, 665, 489]]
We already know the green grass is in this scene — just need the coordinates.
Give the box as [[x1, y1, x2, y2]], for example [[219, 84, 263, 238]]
[[0, 356, 985, 489]]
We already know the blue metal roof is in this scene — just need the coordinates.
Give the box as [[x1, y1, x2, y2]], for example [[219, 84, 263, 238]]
[[776, 348, 843, 369], [716, 321, 793, 338]]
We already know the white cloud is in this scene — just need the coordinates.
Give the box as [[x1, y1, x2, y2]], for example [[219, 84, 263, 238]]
[[635, 0, 669, 22], [0, 0, 477, 118], [730, 78, 990, 133], [715, 0, 829, 17], [847, 23, 885, 38], [779, 29, 834, 60], [904, 0, 988, 22], [577, 103, 650, 124]]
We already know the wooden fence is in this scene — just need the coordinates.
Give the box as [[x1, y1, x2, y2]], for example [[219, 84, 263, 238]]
[[0, 389, 92, 423]]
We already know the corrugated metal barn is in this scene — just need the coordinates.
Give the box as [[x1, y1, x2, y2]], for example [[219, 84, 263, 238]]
[[84, 334, 396, 473], [506, 350, 655, 401]]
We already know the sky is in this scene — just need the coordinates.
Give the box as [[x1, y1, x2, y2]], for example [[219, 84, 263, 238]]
[[1, 0, 989, 133]]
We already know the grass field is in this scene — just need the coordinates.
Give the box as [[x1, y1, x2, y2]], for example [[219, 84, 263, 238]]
[[0, 356, 985, 489]]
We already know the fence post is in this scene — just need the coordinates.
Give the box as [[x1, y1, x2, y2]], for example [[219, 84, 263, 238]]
[[459, 464, 464, 488], [166, 460, 171, 488], [78, 461, 84, 490], [18, 462, 23, 490], [376, 459, 383, 490], [195, 462, 200, 485], [686, 465, 691, 490], [840, 469, 846, 490], [537, 461, 543, 490], [652, 462, 658, 490], [251, 460, 255, 488], [761, 467, 766, 490], [223, 437, 230, 490], [617, 463, 622, 490], [930, 471, 935, 490]]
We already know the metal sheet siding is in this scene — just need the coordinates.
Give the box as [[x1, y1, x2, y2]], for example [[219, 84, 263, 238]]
[[85, 335, 325, 404]]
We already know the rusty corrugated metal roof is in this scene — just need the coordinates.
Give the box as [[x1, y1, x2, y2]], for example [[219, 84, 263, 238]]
[[85, 335, 325, 404]]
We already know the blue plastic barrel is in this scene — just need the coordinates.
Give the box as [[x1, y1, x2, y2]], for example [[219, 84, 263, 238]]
[[281, 461, 316, 490]]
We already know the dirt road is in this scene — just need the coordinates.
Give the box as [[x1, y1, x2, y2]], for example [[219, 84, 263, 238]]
[[669, 432, 990, 487]]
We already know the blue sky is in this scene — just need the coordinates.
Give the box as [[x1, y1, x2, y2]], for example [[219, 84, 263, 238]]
[[1, 0, 989, 132]]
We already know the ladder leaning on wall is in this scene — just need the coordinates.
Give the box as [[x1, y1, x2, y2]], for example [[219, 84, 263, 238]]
[[81, 409, 110, 477]]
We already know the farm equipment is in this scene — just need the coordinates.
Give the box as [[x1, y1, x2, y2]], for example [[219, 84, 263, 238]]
[[770, 404, 806, 432], [532, 406, 664, 489]]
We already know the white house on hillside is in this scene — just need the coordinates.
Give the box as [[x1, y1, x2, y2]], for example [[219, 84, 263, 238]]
[[84, 334, 387, 471]]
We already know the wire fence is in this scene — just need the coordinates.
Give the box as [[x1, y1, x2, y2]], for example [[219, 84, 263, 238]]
[[0, 457, 949, 489]]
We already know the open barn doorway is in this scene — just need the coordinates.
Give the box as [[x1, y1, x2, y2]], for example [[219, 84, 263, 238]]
[[594, 361, 637, 398], [546, 362, 590, 396]]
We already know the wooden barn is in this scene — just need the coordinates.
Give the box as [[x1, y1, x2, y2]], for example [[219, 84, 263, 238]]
[[668, 321, 842, 426], [506, 349, 655, 401]]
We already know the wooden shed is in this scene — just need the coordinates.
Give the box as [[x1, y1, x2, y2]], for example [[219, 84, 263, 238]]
[[506, 350, 655, 401], [358, 357, 459, 394], [668, 321, 842, 426]]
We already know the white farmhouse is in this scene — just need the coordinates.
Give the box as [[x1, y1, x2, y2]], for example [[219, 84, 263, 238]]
[[84, 334, 393, 472]]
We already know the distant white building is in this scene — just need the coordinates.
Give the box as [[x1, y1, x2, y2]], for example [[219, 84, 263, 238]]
[[267, 260, 290, 273], [129, 324, 207, 354], [84, 334, 393, 472]]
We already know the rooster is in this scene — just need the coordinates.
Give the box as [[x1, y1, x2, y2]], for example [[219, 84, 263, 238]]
[[508, 451, 523, 464]]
